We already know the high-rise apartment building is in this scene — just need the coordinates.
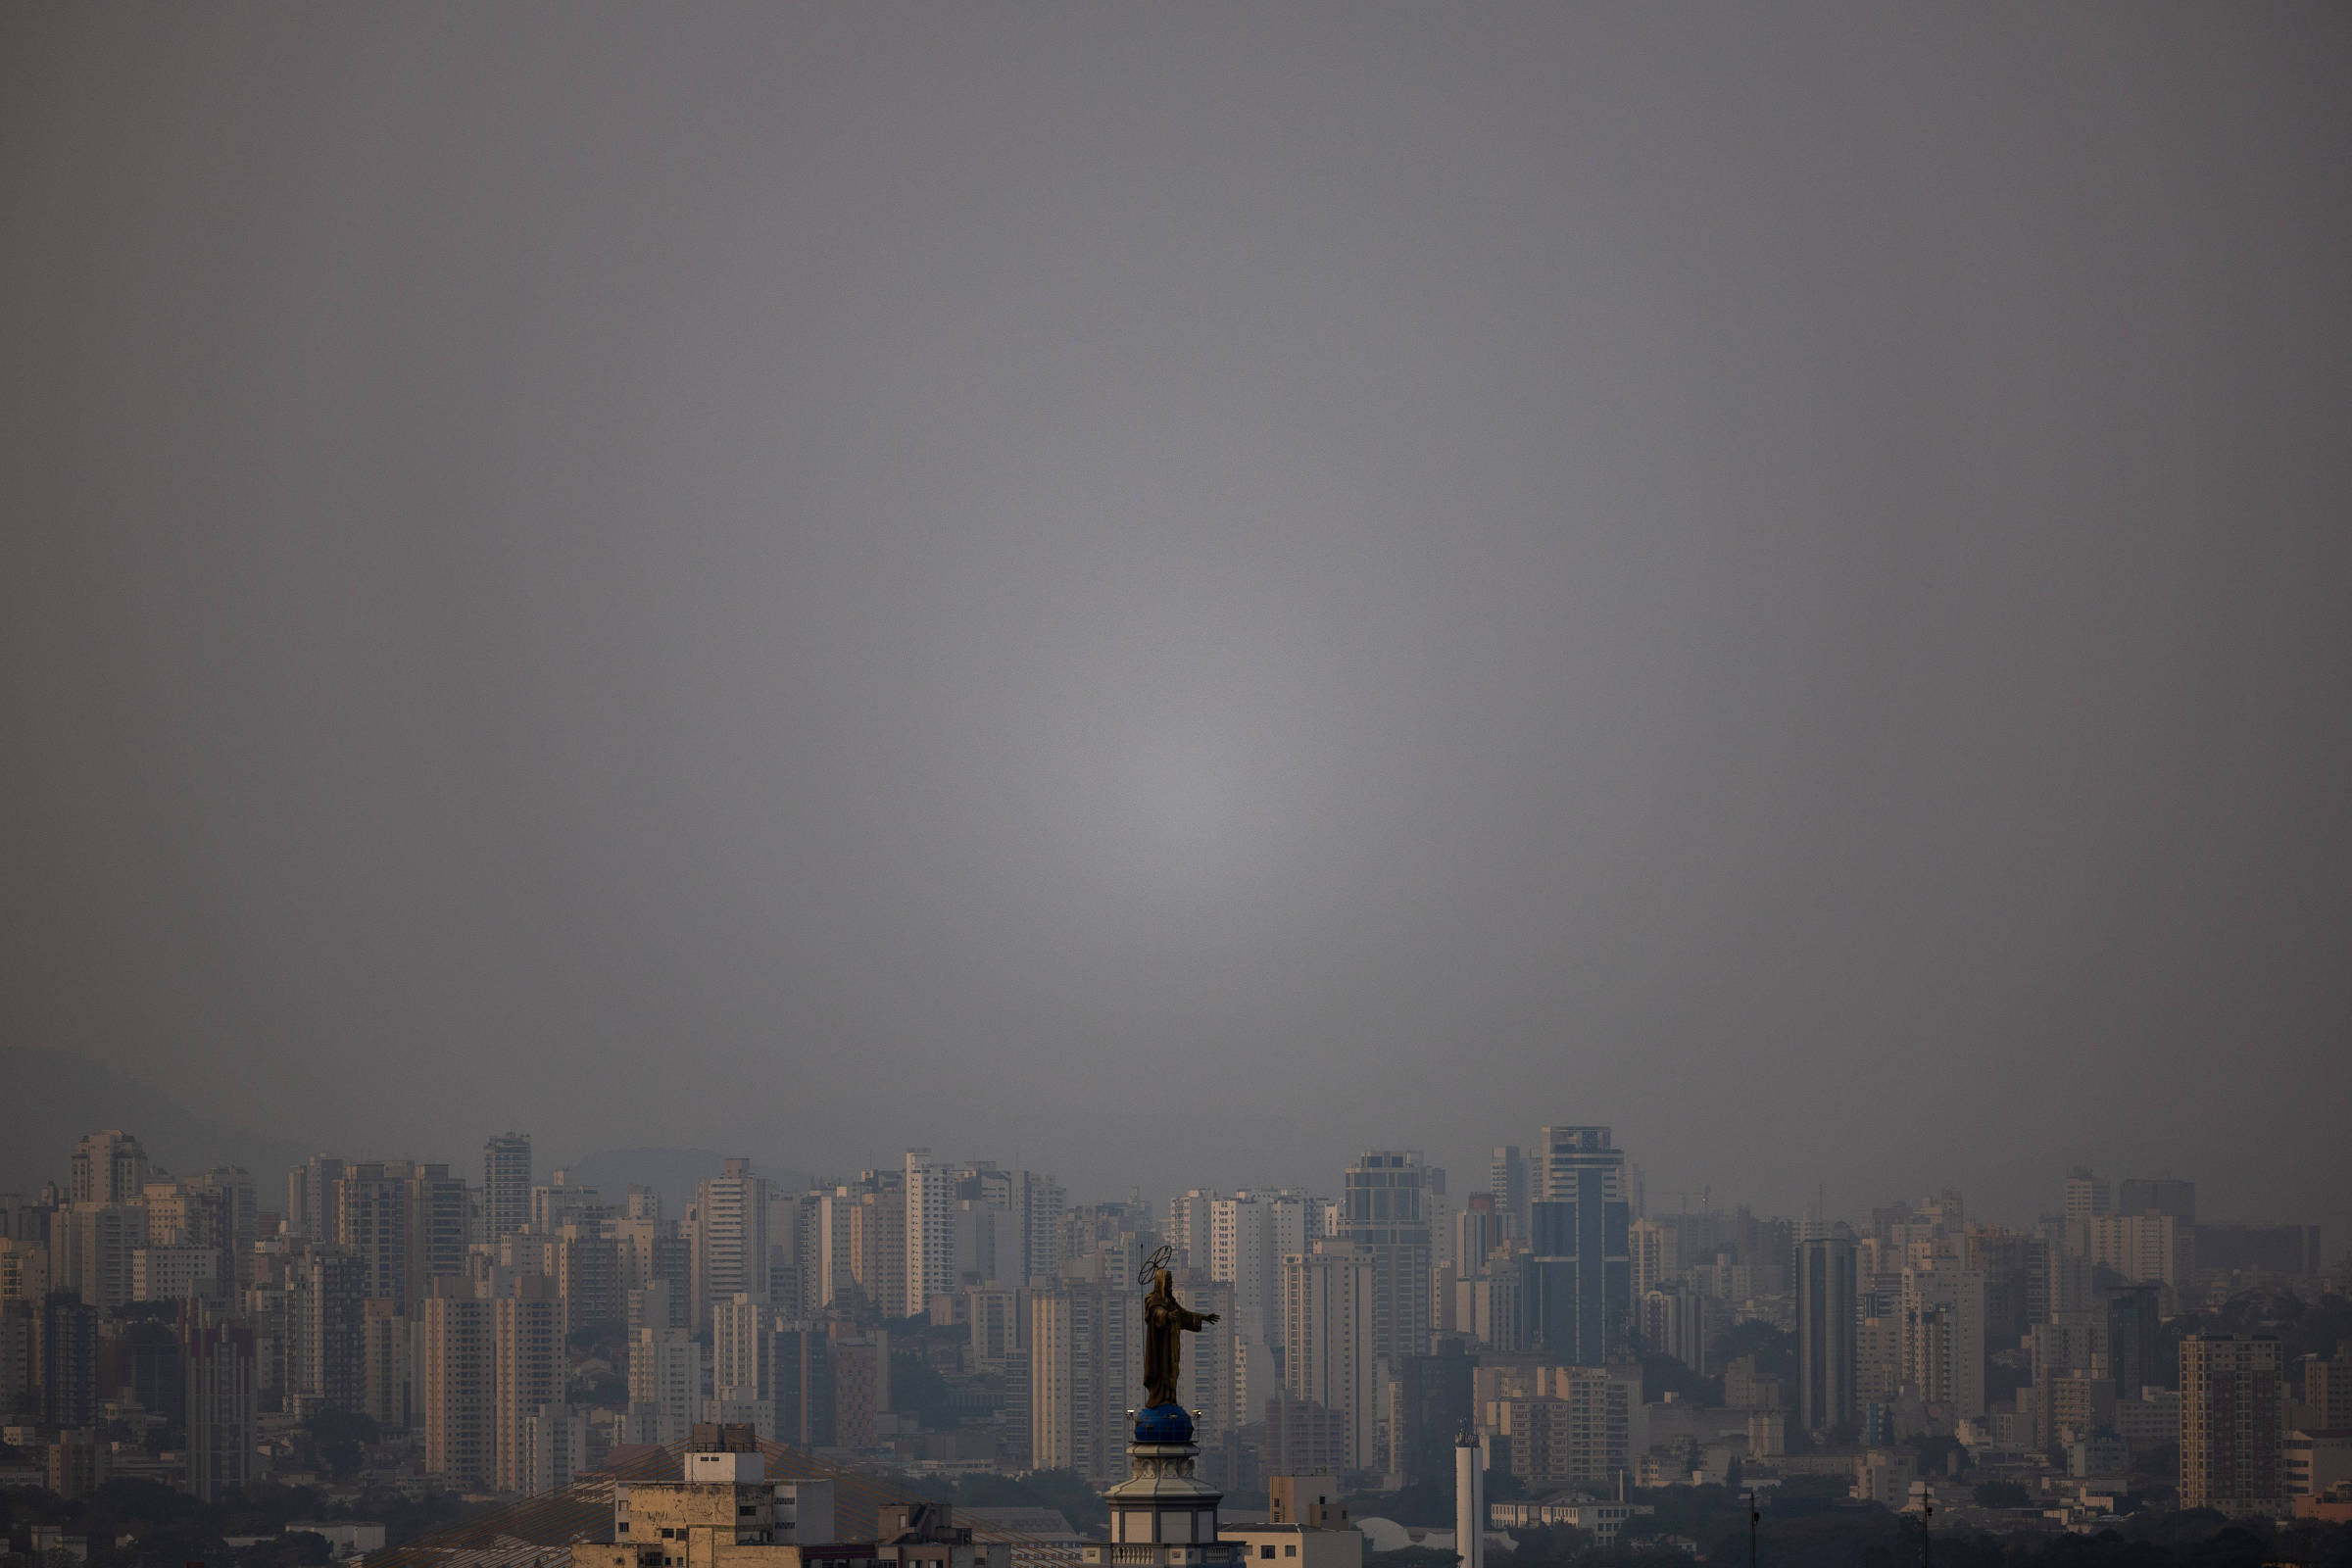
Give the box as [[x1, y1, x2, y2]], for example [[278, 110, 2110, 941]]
[[848, 1181, 907, 1319], [287, 1155, 346, 1243], [1425, 1166, 1454, 1273], [2301, 1351, 2352, 1431], [1209, 1193, 1269, 1345], [71, 1131, 149, 1206], [713, 1293, 771, 1423], [332, 1161, 469, 1313], [422, 1281, 496, 1488], [361, 1298, 412, 1430], [187, 1167, 256, 1246], [182, 1309, 256, 1503], [1342, 1152, 1433, 1368], [628, 1327, 701, 1447], [556, 1220, 622, 1337], [692, 1159, 771, 1326], [1208, 1191, 1313, 1359], [532, 1172, 609, 1237], [1527, 1126, 1631, 1365], [2180, 1335, 2287, 1516], [43, 1296, 100, 1429], [56, 1200, 148, 1310], [1638, 1284, 1704, 1374], [904, 1151, 956, 1318], [2084, 1212, 2192, 1297], [1020, 1170, 1067, 1286], [336, 1165, 409, 1304], [288, 1248, 365, 1412], [1166, 1191, 1217, 1274], [0, 1238, 50, 1306], [1282, 1240, 1379, 1472], [494, 1277, 565, 1493], [1629, 1218, 1666, 1298], [1030, 1282, 1139, 1485], [1796, 1237, 1857, 1433], [1456, 1196, 1501, 1282], [826, 1325, 889, 1448], [1481, 1362, 1642, 1494], [1490, 1148, 1529, 1243], [2063, 1169, 2110, 1255], [1901, 1262, 1986, 1419], [483, 1135, 533, 1244]]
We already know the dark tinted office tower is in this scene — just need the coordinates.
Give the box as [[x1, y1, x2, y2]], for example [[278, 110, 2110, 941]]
[[121, 1317, 184, 1429], [1797, 1237, 1858, 1432], [2105, 1285, 2161, 1399], [484, 1135, 532, 1244], [184, 1309, 257, 1502], [770, 1324, 835, 1446], [1343, 1151, 1433, 1366], [2117, 1178, 2195, 1223], [1527, 1127, 1630, 1365], [43, 1295, 98, 1429]]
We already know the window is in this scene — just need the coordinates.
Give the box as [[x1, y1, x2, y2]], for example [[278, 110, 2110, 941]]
[[1285, 1549, 1297, 1558], [1262, 1548, 1276, 1559]]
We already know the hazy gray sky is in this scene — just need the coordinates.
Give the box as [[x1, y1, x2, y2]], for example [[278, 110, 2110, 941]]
[[5, 4, 2348, 1230]]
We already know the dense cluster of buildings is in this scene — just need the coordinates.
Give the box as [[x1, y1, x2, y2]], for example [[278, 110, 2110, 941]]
[[0, 1125, 2344, 1549]]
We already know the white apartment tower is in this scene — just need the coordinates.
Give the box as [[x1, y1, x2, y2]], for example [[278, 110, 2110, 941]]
[[692, 1158, 770, 1326], [905, 1151, 956, 1317]]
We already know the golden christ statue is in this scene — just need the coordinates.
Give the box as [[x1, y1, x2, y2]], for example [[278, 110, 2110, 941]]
[[1139, 1246, 1219, 1409]]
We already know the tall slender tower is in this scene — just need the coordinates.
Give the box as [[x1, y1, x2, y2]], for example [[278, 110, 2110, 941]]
[[1796, 1236, 1857, 1433], [183, 1307, 255, 1502], [483, 1134, 532, 1244], [1454, 1426, 1486, 1568], [1489, 1148, 1529, 1242], [1528, 1126, 1630, 1365], [1343, 1151, 1433, 1367], [904, 1151, 956, 1317]]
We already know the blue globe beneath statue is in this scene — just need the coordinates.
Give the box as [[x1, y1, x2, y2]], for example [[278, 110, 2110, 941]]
[[1134, 1401, 1195, 1444]]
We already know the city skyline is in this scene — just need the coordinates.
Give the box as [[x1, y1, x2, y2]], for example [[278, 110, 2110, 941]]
[[3, 3, 2348, 1559], [3, 1053, 2332, 1247]]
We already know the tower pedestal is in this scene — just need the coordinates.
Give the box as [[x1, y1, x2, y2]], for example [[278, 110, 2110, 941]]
[[1085, 1406, 1239, 1567]]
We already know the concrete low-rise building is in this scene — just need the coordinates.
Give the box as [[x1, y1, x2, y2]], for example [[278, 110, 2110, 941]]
[[2288, 1431, 2352, 1505], [1218, 1523, 1360, 1568], [590, 1430, 981, 1568], [1488, 1497, 1654, 1546], [585, 1428, 1004, 1568], [287, 1523, 388, 1557]]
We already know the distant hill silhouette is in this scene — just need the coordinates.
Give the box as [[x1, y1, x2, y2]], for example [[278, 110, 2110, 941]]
[[0, 1047, 320, 1200]]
